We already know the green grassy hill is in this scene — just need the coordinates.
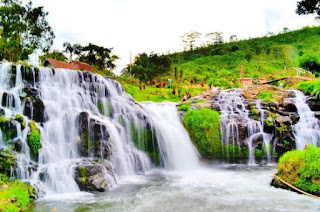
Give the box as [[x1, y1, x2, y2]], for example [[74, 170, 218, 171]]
[[169, 26, 320, 88]]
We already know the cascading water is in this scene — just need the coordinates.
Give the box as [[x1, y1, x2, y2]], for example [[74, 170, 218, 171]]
[[218, 89, 271, 164], [142, 102, 199, 170], [292, 90, 320, 149], [0, 62, 191, 196]]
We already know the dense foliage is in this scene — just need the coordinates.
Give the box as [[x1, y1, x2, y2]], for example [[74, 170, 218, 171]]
[[299, 79, 320, 98], [169, 26, 320, 88], [125, 52, 172, 83], [39, 50, 67, 64], [0, 174, 35, 212], [183, 108, 222, 158], [277, 146, 320, 195], [0, 0, 54, 62]]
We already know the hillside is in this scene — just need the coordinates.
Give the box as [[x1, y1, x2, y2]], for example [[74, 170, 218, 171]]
[[169, 26, 320, 88]]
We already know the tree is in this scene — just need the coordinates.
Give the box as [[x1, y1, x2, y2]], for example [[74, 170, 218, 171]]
[[282, 27, 290, 33], [296, 0, 320, 15], [230, 35, 238, 42], [299, 54, 320, 74], [0, 0, 55, 62], [39, 50, 67, 64], [62, 42, 82, 61], [79, 43, 118, 71], [180, 31, 201, 50], [127, 52, 172, 83], [206, 32, 224, 45]]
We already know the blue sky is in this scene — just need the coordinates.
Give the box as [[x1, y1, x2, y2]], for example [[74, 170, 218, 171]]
[[31, 0, 317, 73]]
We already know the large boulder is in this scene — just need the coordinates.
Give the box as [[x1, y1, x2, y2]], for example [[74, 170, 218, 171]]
[[242, 85, 292, 100], [74, 160, 114, 192]]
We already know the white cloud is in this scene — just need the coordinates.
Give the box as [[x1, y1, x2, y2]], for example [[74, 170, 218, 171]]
[[31, 0, 317, 73]]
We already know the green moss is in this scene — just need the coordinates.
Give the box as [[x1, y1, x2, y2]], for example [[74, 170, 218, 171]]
[[183, 108, 222, 158], [258, 91, 275, 102], [177, 102, 191, 112], [0, 116, 17, 142], [0, 174, 35, 212], [0, 149, 16, 177], [265, 114, 274, 127], [97, 101, 105, 116], [277, 146, 320, 195], [250, 106, 260, 121], [222, 144, 248, 158], [27, 121, 41, 158], [131, 122, 161, 166]]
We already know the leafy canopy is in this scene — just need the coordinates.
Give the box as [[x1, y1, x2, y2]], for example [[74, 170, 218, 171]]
[[0, 0, 55, 62]]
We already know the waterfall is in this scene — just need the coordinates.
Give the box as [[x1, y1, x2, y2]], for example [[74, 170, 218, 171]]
[[292, 90, 320, 149], [142, 102, 199, 170], [0, 62, 162, 195], [218, 89, 271, 164]]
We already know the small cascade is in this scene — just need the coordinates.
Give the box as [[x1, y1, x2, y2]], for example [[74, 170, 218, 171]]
[[292, 90, 320, 149], [218, 89, 271, 164], [142, 102, 199, 170]]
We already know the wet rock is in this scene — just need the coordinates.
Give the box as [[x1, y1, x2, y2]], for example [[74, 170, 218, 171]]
[[306, 97, 320, 111], [276, 115, 292, 126], [74, 161, 114, 192], [23, 97, 45, 123], [282, 100, 297, 113], [290, 114, 300, 125], [12, 138, 22, 152]]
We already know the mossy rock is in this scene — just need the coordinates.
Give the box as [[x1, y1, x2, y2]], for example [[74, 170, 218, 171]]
[[276, 146, 320, 196], [27, 121, 41, 159], [0, 149, 17, 177], [183, 108, 222, 159]]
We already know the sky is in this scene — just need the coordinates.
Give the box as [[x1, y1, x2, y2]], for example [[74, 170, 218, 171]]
[[31, 0, 318, 74]]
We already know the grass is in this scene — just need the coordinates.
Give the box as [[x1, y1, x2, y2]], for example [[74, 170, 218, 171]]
[[0, 174, 35, 212], [183, 108, 222, 158], [277, 145, 320, 196], [299, 79, 320, 99], [120, 80, 207, 102]]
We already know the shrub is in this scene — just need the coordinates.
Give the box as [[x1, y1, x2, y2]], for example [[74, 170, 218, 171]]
[[277, 146, 320, 195], [183, 108, 222, 158]]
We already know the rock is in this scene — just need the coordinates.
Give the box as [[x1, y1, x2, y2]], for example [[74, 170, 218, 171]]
[[282, 100, 297, 113], [242, 85, 292, 101], [276, 115, 292, 126], [23, 97, 45, 122], [74, 161, 114, 192], [290, 114, 300, 125], [306, 97, 320, 111], [12, 138, 22, 152]]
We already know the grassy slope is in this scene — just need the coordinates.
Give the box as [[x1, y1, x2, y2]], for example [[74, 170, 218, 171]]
[[169, 26, 320, 87]]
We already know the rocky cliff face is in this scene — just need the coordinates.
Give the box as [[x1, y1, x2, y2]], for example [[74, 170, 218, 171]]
[[183, 85, 320, 162]]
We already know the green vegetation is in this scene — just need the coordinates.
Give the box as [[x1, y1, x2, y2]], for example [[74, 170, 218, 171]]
[[79, 166, 87, 184], [258, 91, 275, 102], [0, 149, 16, 177], [183, 108, 222, 158], [177, 101, 191, 112], [27, 121, 41, 158], [0, 116, 17, 142], [131, 122, 161, 166], [120, 80, 207, 102], [277, 146, 320, 196], [222, 144, 248, 158], [169, 26, 320, 88], [0, 0, 54, 62], [0, 174, 35, 212], [299, 79, 320, 99]]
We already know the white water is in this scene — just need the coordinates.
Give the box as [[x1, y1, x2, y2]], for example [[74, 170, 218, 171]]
[[0, 62, 204, 197], [292, 90, 320, 149], [218, 90, 271, 164], [32, 165, 320, 212], [142, 102, 199, 170]]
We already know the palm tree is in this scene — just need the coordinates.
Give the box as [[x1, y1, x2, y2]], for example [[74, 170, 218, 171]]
[[62, 42, 82, 61]]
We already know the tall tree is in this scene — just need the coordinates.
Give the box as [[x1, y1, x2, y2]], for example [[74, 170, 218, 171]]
[[79, 43, 118, 71], [206, 32, 224, 45], [180, 31, 201, 50], [0, 0, 55, 62], [230, 35, 238, 42], [62, 42, 82, 61]]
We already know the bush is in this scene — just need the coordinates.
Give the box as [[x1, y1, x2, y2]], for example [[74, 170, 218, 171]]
[[277, 146, 320, 195], [183, 108, 222, 158]]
